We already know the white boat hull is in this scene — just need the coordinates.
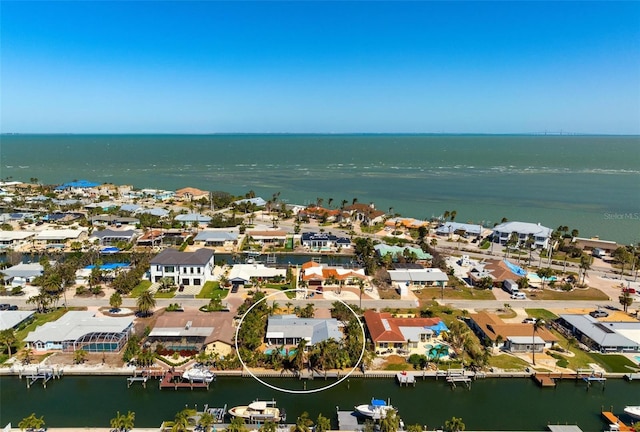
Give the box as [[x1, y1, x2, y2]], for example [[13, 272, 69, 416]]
[[182, 368, 215, 383], [624, 406, 640, 420], [229, 401, 281, 422], [355, 404, 394, 420]]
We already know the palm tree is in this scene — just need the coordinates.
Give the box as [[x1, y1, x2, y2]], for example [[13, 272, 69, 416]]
[[0, 328, 17, 357], [291, 339, 309, 372], [579, 254, 592, 285], [226, 416, 248, 432], [315, 414, 331, 432], [290, 411, 313, 432], [110, 292, 123, 311], [73, 349, 88, 364], [531, 319, 545, 365], [18, 413, 45, 431], [164, 408, 195, 432], [380, 410, 400, 432], [110, 411, 135, 432], [198, 412, 215, 432], [358, 278, 366, 309], [136, 289, 156, 317], [285, 301, 293, 313], [444, 416, 465, 432], [619, 289, 634, 313]]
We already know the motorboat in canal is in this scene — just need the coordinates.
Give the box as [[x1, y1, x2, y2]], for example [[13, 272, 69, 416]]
[[623, 406, 640, 420], [182, 366, 215, 383], [228, 400, 284, 422], [355, 398, 395, 420]]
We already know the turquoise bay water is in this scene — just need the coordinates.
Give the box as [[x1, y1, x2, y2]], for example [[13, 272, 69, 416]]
[[1, 134, 638, 243]]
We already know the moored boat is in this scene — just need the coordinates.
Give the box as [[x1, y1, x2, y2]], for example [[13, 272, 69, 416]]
[[228, 400, 283, 422], [182, 366, 215, 383], [623, 406, 640, 420], [355, 398, 395, 420]]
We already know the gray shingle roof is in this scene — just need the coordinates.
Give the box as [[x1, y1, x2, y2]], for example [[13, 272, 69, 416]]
[[150, 248, 215, 266]]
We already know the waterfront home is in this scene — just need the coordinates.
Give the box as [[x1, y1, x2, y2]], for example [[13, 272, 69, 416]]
[[557, 314, 640, 353], [384, 217, 430, 230], [246, 230, 288, 248], [571, 237, 618, 254], [300, 232, 351, 251], [149, 248, 215, 287], [491, 221, 552, 249], [136, 229, 164, 247], [194, 229, 239, 250], [467, 312, 558, 351], [2, 262, 46, 287], [135, 207, 170, 218], [0, 310, 35, 331], [343, 203, 386, 225], [363, 310, 446, 354], [227, 263, 287, 287], [54, 180, 101, 194], [299, 261, 366, 289], [89, 228, 138, 246], [233, 197, 267, 207], [0, 230, 36, 250], [386, 267, 449, 290], [435, 222, 484, 238], [85, 201, 119, 211], [148, 309, 220, 352], [175, 187, 209, 202], [24, 310, 134, 352], [265, 314, 342, 349], [139, 189, 175, 201], [33, 228, 88, 249], [298, 206, 342, 222]]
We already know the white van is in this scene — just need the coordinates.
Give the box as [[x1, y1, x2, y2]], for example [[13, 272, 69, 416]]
[[510, 292, 527, 300]]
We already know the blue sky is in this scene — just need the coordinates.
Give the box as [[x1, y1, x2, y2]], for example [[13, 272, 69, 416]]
[[2, 1, 639, 134]]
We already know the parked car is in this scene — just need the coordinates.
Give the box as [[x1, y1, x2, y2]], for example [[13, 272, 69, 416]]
[[0, 304, 10, 311], [622, 287, 636, 294], [8, 305, 18, 310], [589, 310, 609, 318], [522, 317, 537, 324], [510, 292, 527, 300]]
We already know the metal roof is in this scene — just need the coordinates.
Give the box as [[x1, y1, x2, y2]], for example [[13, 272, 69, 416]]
[[24, 311, 133, 343]]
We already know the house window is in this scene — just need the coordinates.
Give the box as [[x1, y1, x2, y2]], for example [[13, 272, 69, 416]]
[[190, 267, 194, 274], [193, 279, 201, 286], [197, 268, 201, 274], [164, 266, 175, 273]]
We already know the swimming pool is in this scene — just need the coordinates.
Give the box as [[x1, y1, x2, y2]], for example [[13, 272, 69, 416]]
[[424, 343, 450, 360], [84, 263, 129, 271], [634, 355, 640, 363], [264, 348, 297, 356]]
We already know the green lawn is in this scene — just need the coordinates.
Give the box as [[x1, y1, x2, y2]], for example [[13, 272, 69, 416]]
[[488, 354, 529, 370], [527, 288, 609, 301], [196, 281, 228, 299], [590, 353, 639, 373], [524, 309, 559, 321], [154, 290, 176, 299], [414, 286, 495, 301], [130, 280, 152, 298]]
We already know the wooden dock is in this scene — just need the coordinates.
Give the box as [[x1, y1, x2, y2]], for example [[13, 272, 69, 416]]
[[532, 370, 607, 388], [159, 371, 212, 390], [396, 372, 415, 387], [601, 411, 632, 431]]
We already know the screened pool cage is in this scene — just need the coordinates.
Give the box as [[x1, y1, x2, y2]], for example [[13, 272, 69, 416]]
[[64, 332, 129, 352]]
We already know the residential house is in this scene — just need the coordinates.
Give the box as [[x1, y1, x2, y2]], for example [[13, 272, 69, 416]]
[[386, 267, 449, 290], [227, 264, 287, 286], [24, 311, 133, 352], [299, 261, 366, 289], [2, 262, 46, 287], [194, 229, 239, 250], [435, 222, 484, 238], [557, 314, 640, 353], [298, 206, 342, 222], [468, 259, 526, 287], [148, 309, 220, 351], [175, 213, 212, 226], [300, 232, 351, 251], [343, 203, 386, 225], [89, 229, 138, 246], [265, 314, 342, 349], [175, 187, 209, 202], [247, 230, 288, 248], [491, 221, 552, 250], [374, 244, 433, 262], [33, 228, 88, 249], [363, 310, 447, 352], [136, 229, 164, 247], [149, 248, 215, 287], [571, 237, 618, 254], [468, 312, 558, 351], [0, 310, 35, 331], [0, 231, 36, 250]]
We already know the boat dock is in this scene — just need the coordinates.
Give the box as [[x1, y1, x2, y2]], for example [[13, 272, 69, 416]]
[[159, 370, 212, 390], [624, 372, 640, 381], [19, 367, 63, 388], [126, 368, 167, 388], [533, 369, 607, 389], [203, 404, 227, 423], [601, 411, 632, 431], [336, 408, 362, 431], [396, 372, 415, 387]]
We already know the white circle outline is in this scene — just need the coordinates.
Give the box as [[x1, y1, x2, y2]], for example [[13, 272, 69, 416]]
[[234, 288, 366, 394]]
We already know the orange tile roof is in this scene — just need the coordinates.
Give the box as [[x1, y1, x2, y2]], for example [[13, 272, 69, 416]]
[[469, 312, 558, 343], [364, 310, 441, 343]]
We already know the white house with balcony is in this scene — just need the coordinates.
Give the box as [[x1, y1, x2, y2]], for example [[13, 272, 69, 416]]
[[491, 221, 552, 250], [149, 248, 215, 287]]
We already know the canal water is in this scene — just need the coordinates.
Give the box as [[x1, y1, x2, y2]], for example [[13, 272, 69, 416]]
[[1, 376, 637, 430]]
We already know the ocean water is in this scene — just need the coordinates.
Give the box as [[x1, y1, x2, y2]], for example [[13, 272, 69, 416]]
[[1, 134, 638, 243]]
